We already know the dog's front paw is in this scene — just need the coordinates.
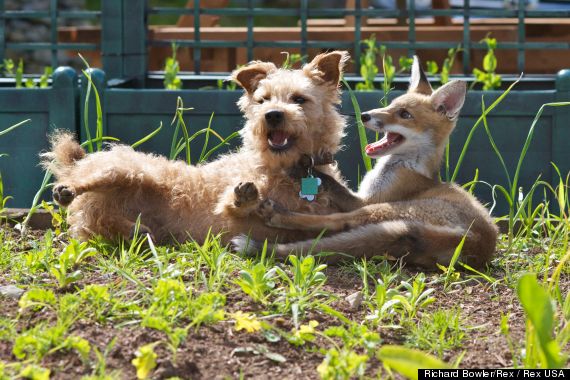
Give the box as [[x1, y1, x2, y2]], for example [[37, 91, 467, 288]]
[[53, 184, 76, 207], [234, 182, 259, 207]]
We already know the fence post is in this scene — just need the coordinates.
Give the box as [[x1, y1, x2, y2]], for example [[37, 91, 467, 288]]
[[49, 66, 78, 134], [554, 69, 570, 181], [102, 0, 147, 85]]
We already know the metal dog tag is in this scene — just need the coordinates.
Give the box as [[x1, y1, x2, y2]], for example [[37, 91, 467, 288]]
[[299, 176, 322, 202]]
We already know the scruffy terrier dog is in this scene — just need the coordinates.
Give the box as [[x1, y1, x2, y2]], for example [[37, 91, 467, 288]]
[[44, 51, 351, 244], [234, 57, 498, 269]]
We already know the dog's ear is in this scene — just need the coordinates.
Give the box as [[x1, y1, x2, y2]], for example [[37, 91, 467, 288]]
[[304, 51, 349, 86], [409, 56, 433, 95], [431, 80, 467, 120], [232, 62, 277, 94]]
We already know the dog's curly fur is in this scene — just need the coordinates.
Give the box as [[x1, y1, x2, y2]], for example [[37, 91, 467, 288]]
[[42, 51, 350, 244]]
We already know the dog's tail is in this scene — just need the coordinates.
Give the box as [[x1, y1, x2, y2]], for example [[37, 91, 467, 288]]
[[232, 220, 495, 269], [41, 131, 86, 175]]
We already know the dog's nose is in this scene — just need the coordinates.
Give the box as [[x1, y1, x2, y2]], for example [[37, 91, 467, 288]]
[[265, 110, 284, 126], [361, 113, 371, 123]]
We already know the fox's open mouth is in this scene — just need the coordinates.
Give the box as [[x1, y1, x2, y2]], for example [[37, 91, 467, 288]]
[[365, 132, 405, 157], [268, 130, 294, 152]]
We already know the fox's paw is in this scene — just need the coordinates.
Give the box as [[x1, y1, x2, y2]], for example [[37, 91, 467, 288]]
[[257, 199, 277, 220], [234, 182, 259, 208], [257, 199, 289, 227], [52, 184, 76, 207]]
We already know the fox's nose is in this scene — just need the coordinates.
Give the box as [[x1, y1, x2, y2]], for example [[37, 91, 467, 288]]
[[361, 113, 371, 123], [265, 110, 284, 126]]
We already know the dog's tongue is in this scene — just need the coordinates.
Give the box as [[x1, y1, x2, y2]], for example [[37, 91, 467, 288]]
[[365, 132, 401, 156], [269, 130, 289, 146]]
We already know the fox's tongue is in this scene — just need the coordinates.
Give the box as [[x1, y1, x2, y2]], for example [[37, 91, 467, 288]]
[[268, 130, 290, 147], [365, 132, 403, 156]]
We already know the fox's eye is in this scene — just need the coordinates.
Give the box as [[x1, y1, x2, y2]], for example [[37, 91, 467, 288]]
[[293, 96, 306, 105], [257, 99, 264, 104], [399, 109, 413, 119]]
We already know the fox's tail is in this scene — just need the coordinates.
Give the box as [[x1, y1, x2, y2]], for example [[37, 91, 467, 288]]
[[41, 131, 86, 176], [232, 220, 496, 269]]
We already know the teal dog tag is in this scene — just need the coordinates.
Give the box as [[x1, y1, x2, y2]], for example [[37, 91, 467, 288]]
[[301, 177, 319, 195], [300, 176, 322, 202]]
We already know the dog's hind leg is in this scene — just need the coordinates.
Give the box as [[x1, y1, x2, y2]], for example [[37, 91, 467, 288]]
[[69, 204, 154, 242], [53, 167, 166, 207]]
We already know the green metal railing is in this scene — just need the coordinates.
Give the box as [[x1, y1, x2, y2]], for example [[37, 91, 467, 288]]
[[1, 0, 570, 78], [147, 0, 570, 75], [0, 0, 100, 70]]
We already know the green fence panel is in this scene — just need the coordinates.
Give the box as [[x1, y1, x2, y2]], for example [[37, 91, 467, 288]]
[[74, 72, 566, 215], [0, 67, 78, 208]]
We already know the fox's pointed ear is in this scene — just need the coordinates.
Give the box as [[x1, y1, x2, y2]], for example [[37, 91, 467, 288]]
[[304, 51, 349, 86], [431, 80, 467, 120], [409, 56, 433, 95], [232, 61, 277, 94]]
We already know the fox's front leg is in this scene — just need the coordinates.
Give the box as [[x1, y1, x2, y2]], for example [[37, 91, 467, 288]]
[[257, 199, 359, 232], [215, 182, 260, 218], [258, 201, 397, 232]]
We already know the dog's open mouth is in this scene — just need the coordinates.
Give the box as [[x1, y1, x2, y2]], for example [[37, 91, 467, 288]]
[[268, 130, 294, 152], [365, 132, 405, 157]]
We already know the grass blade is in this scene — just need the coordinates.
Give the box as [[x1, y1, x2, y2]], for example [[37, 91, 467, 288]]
[[0, 119, 29, 137], [342, 78, 372, 172], [131, 122, 163, 149]]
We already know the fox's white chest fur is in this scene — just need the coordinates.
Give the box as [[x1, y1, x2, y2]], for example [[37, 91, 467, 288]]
[[357, 151, 433, 201]]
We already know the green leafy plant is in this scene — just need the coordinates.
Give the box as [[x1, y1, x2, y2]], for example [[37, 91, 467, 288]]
[[6, 59, 52, 89], [15, 59, 23, 88], [1, 59, 14, 76], [163, 42, 182, 90], [235, 243, 277, 304], [275, 255, 327, 327], [517, 273, 566, 368], [406, 308, 466, 357], [377, 345, 449, 379], [50, 239, 97, 289], [392, 273, 436, 320], [317, 348, 368, 380], [281, 52, 305, 69], [131, 343, 158, 380], [472, 35, 501, 90], [356, 35, 380, 91], [426, 46, 461, 85], [324, 324, 381, 353]]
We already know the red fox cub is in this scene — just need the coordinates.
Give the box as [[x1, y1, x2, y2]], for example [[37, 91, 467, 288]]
[[235, 56, 498, 269]]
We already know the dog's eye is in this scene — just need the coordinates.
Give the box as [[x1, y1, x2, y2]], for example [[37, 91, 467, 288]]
[[256, 96, 270, 104], [293, 96, 306, 105], [399, 109, 413, 119]]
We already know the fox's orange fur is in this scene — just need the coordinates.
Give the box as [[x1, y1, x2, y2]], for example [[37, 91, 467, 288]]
[[42, 51, 352, 244], [234, 57, 498, 269]]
